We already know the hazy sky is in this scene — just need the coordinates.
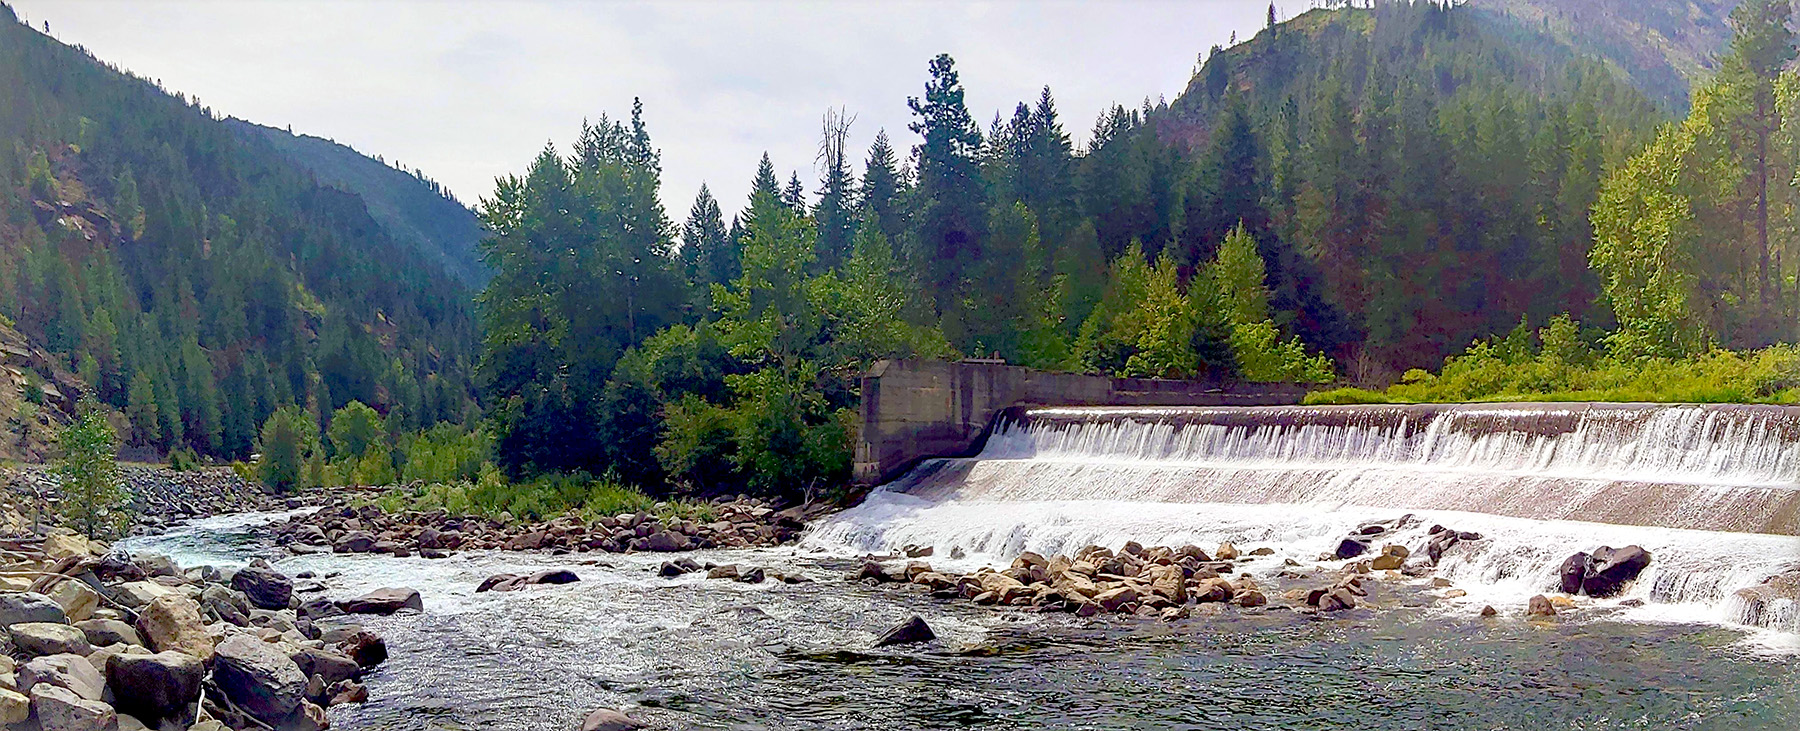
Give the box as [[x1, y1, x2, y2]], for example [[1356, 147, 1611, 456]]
[[12, 0, 1279, 219]]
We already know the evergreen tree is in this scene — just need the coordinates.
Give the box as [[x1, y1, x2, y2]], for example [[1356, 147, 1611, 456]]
[[813, 108, 859, 272], [907, 54, 988, 313]]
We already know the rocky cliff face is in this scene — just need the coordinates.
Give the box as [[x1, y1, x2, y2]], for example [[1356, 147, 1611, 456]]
[[0, 319, 84, 463]]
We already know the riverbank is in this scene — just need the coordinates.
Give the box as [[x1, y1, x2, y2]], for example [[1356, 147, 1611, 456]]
[[0, 518, 402, 730], [0, 464, 296, 536]]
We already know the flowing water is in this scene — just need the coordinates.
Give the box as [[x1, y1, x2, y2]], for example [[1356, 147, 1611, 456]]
[[123, 403, 1800, 729]]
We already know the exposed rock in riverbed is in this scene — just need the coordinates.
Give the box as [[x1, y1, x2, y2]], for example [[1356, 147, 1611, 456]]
[[1, 464, 296, 535], [264, 494, 829, 561]]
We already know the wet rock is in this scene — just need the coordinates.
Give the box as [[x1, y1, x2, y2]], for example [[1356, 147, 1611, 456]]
[[1732, 570, 1800, 626], [657, 561, 687, 577], [9, 622, 91, 657], [1318, 588, 1357, 612], [642, 530, 689, 552], [1558, 552, 1590, 595], [736, 567, 766, 584], [338, 588, 422, 615], [582, 707, 648, 731], [528, 569, 581, 586], [1237, 590, 1268, 608], [136, 594, 214, 660], [20, 654, 105, 700], [335, 628, 388, 668], [1333, 536, 1370, 560], [0, 591, 68, 627], [30, 683, 115, 731], [903, 544, 934, 558], [873, 615, 936, 647], [74, 618, 142, 648], [213, 634, 307, 723], [231, 566, 294, 610], [1581, 545, 1651, 598], [1215, 542, 1240, 561], [334, 531, 377, 553], [1480, 605, 1498, 617], [106, 650, 204, 725], [476, 574, 520, 593], [295, 648, 361, 685], [707, 565, 741, 580], [1527, 594, 1557, 617], [1094, 586, 1138, 613]]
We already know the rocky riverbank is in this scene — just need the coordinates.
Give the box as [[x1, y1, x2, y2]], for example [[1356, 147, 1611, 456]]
[[1, 465, 297, 536], [262, 494, 828, 558], [0, 527, 407, 730]]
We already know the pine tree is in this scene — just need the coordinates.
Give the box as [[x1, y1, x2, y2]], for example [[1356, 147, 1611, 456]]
[[859, 130, 906, 243], [681, 184, 738, 299], [907, 53, 988, 313], [813, 108, 859, 272]]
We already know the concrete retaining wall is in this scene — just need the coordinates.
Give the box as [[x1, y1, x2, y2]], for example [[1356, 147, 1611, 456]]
[[853, 359, 1310, 485]]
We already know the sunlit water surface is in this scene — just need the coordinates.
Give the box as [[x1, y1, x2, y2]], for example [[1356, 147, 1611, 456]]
[[124, 511, 1799, 730]]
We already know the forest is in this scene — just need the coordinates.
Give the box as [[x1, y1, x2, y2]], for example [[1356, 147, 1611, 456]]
[[2, 1, 1797, 510]]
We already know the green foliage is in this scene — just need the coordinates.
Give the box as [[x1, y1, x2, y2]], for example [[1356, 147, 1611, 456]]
[[256, 406, 317, 493], [725, 365, 854, 499], [1306, 314, 1800, 404], [56, 402, 129, 539], [400, 423, 490, 485], [327, 401, 386, 460]]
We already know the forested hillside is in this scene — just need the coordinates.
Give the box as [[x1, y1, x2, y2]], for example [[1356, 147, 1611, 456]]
[[228, 119, 489, 287], [1468, 0, 1740, 112], [471, 1, 1699, 494], [0, 5, 478, 462]]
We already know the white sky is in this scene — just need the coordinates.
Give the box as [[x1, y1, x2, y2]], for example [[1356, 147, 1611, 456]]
[[12, 0, 1279, 220]]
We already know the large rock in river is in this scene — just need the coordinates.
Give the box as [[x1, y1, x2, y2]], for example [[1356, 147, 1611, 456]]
[[582, 708, 647, 731], [231, 566, 294, 610], [106, 651, 204, 724], [1581, 545, 1651, 597], [213, 634, 307, 723], [873, 615, 936, 647], [1558, 552, 1590, 595], [338, 588, 422, 615]]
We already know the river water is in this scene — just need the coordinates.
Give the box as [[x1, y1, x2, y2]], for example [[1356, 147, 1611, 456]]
[[126, 507, 1799, 730]]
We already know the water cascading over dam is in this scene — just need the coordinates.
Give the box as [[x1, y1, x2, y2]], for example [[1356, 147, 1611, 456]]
[[808, 402, 1800, 633]]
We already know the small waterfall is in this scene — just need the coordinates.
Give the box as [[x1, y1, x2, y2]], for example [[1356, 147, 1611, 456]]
[[807, 403, 1800, 636]]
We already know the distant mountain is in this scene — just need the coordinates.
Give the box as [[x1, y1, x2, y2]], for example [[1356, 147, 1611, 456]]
[[1466, 0, 1741, 112], [227, 120, 489, 287], [0, 3, 478, 460]]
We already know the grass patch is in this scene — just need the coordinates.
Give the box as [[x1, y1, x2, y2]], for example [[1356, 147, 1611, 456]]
[[361, 466, 717, 525]]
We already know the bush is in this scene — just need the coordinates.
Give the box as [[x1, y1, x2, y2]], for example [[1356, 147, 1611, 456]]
[[256, 407, 316, 492]]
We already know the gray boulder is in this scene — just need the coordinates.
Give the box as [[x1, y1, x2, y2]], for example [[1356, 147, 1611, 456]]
[[107, 651, 204, 725], [873, 615, 936, 647], [29, 684, 115, 731], [74, 618, 143, 648], [294, 648, 361, 685], [9, 622, 92, 657], [230, 566, 294, 610], [19, 653, 106, 701], [213, 634, 307, 723], [582, 708, 647, 731], [0, 592, 68, 627], [338, 588, 422, 615]]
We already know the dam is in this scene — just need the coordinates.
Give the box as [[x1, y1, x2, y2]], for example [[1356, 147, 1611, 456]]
[[817, 363, 1800, 635]]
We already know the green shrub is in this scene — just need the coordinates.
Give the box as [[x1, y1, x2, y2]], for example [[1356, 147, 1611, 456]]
[[56, 402, 129, 538]]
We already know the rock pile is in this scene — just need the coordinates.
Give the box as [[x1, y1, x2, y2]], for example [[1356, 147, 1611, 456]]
[[1, 465, 291, 535], [266, 495, 823, 558], [0, 532, 398, 730]]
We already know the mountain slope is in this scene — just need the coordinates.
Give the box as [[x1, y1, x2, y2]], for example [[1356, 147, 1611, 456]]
[[226, 119, 488, 287], [1466, 0, 1740, 112], [0, 3, 477, 459]]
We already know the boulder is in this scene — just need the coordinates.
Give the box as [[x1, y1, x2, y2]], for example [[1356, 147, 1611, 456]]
[[334, 531, 377, 553], [0, 688, 26, 725], [0, 591, 68, 627], [1093, 586, 1139, 613], [29, 684, 115, 731], [582, 708, 648, 731], [106, 651, 204, 724], [1318, 588, 1357, 612], [134, 553, 180, 578], [295, 648, 361, 685], [136, 594, 214, 660], [46, 580, 101, 623], [527, 569, 580, 586], [873, 615, 936, 647], [42, 532, 94, 561], [1527, 594, 1557, 617], [642, 531, 689, 552], [19, 654, 105, 700], [1215, 542, 1240, 561], [213, 634, 307, 723], [75, 619, 143, 648], [476, 574, 520, 593], [336, 628, 388, 668], [1581, 545, 1651, 598], [338, 588, 422, 615], [112, 581, 179, 609], [1558, 552, 1590, 595], [231, 566, 294, 610], [9, 622, 91, 657], [1333, 537, 1370, 560]]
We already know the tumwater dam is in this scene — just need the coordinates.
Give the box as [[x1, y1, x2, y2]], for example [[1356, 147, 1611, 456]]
[[817, 360, 1800, 634]]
